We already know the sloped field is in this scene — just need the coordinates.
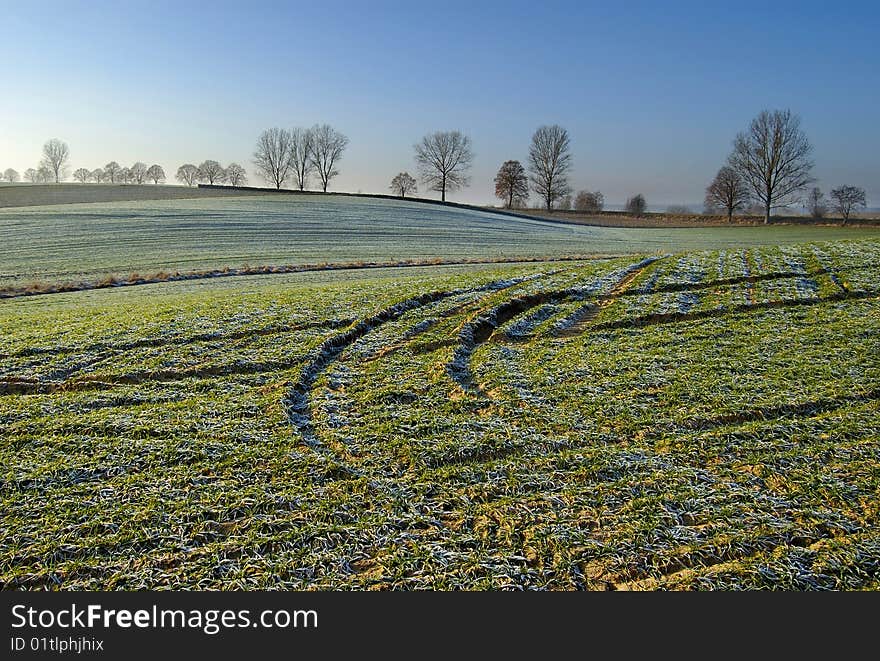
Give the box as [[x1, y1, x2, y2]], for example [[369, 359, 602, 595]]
[[1, 241, 878, 589], [2, 194, 875, 290]]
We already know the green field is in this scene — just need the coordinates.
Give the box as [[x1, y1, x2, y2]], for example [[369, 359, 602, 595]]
[[2, 237, 878, 589], [2, 194, 876, 290]]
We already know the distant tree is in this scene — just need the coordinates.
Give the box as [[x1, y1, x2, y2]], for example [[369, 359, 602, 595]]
[[290, 127, 314, 190], [225, 163, 247, 187], [666, 205, 693, 215], [556, 194, 572, 211], [119, 167, 133, 184], [806, 187, 826, 219], [3, 168, 19, 183], [104, 161, 121, 183], [197, 160, 225, 185], [36, 165, 53, 183], [626, 194, 647, 216], [40, 138, 70, 183], [574, 190, 604, 213], [705, 165, 750, 222], [146, 164, 166, 184], [24, 168, 38, 183], [494, 160, 529, 209], [728, 109, 814, 224], [528, 125, 572, 211], [176, 164, 199, 187], [73, 168, 91, 184], [90, 168, 105, 183], [414, 130, 474, 202], [131, 162, 148, 184], [390, 172, 418, 197], [830, 185, 867, 225], [253, 127, 295, 189], [309, 124, 348, 192]]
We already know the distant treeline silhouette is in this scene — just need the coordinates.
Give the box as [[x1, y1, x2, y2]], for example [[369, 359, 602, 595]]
[[3, 111, 869, 222]]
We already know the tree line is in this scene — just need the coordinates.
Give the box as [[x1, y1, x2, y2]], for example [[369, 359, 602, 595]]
[[2, 138, 248, 188], [5, 113, 871, 223], [252, 125, 348, 191], [704, 109, 867, 224]]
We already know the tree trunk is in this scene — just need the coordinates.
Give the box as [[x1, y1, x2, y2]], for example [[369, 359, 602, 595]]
[[764, 200, 771, 225], [727, 208, 732, 223]]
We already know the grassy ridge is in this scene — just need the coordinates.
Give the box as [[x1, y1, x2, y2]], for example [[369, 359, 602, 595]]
[[2, 194, 877, 289], [1, 241, 877, 589]]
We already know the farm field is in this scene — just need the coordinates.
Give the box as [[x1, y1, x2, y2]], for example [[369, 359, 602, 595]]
[[2, 194, 877, 291], [0, 183, 265, 209], [1, 239, 878, 589]]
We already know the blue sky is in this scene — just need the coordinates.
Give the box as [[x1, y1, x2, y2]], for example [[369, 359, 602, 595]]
[[1, 0, 878, 206]]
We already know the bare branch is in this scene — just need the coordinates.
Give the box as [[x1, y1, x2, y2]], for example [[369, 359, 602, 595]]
[[146, 164, 166, 185], [176, 164, 199, 187], [414, 131, 473, 202], [103, 162, 121, 183], [290, 127, 314, 191], [494, 160, 528, 209], [390, 172, 418, 197], [197, 160, 225, 185], [225, 163, 247, 187], [253, 128, 294, 189], [309, 124, 349, 193], [705, 166, 751, 221], [727, 109, 814, 224], [528, 125, 572, 211], [830, 185, 867, 224], [41, 138, 70, 183], [574, 190, 604, 213]]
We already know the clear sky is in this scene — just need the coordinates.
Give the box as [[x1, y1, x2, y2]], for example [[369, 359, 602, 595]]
[[1, 0, 878, 207]]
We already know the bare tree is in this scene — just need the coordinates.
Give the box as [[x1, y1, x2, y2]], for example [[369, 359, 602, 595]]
[[290, 127, 314, 190], [830, 185, 867, 225], [806, 187, 826, 219], [119, 167, 133, 184], [225, 163, 247, 187], [556, 195, 572, 210], [41, 138, 70, 183], [197, 160, 225, 185], [414, 131, 473, 202], [626, 194, 647, 216], [574, 190, 604, 213], [728, 109, 814, 224], [131, 162, 148, 184], [73, 168, 91, 184], [146, 164, 166, 184], [24, 168, 38, 183], [309, 124, 349, 192], [528, 125, 572, 211], [90, 168, 104, 183], [176, 164, 199, 187], [253, 127, 295, 189], [390, 172, 418, 197], [3, 168, 19, 183], [705, 166, 751, 222], [494, 160, 529, 209], [104, 161, 121, 183], [36, 165, 53, 183]]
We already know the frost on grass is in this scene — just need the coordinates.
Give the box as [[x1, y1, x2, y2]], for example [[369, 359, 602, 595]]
[[2, 243, 879, 590]]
